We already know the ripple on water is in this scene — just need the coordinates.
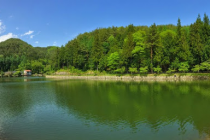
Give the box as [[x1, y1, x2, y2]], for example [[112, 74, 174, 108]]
[[1, 78, 210, 140], [0, 126, 6, 140]]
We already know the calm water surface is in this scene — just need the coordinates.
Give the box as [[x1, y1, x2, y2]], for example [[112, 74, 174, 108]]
[[0, 77, 210, 140]]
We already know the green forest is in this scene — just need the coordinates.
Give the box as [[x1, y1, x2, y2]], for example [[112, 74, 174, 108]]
[[1, 14, 210, 75]]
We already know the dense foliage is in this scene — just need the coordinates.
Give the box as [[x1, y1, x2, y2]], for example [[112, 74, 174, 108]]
[[1, 14, 210, 74]]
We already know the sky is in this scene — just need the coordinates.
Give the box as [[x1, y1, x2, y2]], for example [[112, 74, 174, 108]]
[[0, 0, 210, 47]]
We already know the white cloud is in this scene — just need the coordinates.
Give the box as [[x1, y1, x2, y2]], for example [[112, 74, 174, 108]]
[[0, 33, 18, 42], [0, 20, 18, 42], [0, 20, 6, 34], [21, 30, 34, 36], [35, 41, 39, 44], [30, 35, 34, 39]]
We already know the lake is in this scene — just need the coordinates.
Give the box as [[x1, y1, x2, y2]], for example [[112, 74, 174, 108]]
[[0, 77, 210, 140]]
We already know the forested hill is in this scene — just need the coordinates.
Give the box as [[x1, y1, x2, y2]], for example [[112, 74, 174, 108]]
[[1, 14, 210, 74], [0, 38, 33, 57], [0, 38, 49, 72]]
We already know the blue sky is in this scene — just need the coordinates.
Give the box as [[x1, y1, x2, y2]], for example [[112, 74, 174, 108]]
[[0, 0, 210, 47]]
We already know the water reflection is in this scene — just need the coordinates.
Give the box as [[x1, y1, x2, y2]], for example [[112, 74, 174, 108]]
[[54, 80, 210, 136], [0, 77, 46, 118], [1, 78, 210, 139]]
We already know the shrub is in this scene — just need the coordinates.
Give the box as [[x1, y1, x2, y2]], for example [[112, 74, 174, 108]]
[[154, 65, 162, 74], [139, 66, 148, 74], [166, 68, 176, 74], [13, 71, 21, 77], [178, 62, 189, 73], [129, 67, 138, 75], [191, 65, 200, 73]]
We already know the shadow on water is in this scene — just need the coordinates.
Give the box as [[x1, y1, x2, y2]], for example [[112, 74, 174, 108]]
[[53, 80, 210, 136]]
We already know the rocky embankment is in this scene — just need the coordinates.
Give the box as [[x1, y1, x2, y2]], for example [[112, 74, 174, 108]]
[[45, 75, 210, 81]]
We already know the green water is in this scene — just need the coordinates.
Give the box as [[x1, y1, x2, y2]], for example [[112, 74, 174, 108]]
[[0, 77, 210, 140]]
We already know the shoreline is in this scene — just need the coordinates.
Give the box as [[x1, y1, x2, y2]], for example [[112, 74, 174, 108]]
[[45, 75, 210, 81]]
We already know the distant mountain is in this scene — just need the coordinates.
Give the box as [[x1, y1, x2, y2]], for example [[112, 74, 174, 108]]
[[0, 38, 33, 57]]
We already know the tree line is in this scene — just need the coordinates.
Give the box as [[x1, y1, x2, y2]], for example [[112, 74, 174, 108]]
[[0, 14, 210, 74]]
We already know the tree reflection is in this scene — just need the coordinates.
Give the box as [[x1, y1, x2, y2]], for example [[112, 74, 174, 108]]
[[54, 80, 210, 136]]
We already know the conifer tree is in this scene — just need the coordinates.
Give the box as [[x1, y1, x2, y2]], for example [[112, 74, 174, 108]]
[[189, 14, 204, 64], [203, 13, 210, 42], [90, 29, 103, 71], [121, 24, 135, 72], [146, 23, 160, 73]]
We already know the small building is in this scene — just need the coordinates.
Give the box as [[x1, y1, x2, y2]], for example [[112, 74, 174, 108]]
[[24, 70, 32, 76]]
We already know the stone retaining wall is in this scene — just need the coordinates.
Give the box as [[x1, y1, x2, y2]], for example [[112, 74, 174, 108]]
[[45, 75, 210, 81]]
